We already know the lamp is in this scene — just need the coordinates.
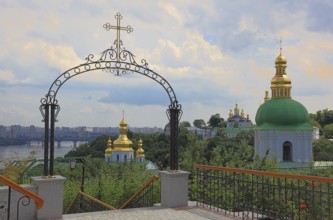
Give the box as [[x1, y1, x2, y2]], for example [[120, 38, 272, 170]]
[[69, 160, 77, 170]]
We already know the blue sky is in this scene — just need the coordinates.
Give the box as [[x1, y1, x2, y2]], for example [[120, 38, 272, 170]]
[[0, 0, 332, 128]]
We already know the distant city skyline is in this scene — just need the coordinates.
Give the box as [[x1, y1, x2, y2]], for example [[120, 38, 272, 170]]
[[0, 124, 164, 140], [1, 1, 332, 128]]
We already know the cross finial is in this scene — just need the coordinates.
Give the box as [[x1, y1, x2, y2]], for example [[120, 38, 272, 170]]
[[122, 109, 125, 119], [103, 12, 133, 62], [280, 37, 283, 54]]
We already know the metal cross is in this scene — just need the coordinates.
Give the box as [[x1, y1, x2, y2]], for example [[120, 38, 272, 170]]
[[103, 12, 133, 62]]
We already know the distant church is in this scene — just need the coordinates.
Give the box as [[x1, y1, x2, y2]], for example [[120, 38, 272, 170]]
[[105, 113, 145, 163], [225, 103, 253, 138], [254, 48, 313, 166]]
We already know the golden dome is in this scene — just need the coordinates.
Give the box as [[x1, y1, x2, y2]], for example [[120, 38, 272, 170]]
[[113, 113, 133, 152], [229, 109, 233, 118], [136, 138, 145, 157], [241, 109, 244, 118], [235, 103, 239, 111], [105, 137, 113, 156], [275, 52, 287, 64]]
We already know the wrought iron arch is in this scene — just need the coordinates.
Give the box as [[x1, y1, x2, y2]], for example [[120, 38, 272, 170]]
[[40, 13, 182, 176], [40, 48, 180, 109]]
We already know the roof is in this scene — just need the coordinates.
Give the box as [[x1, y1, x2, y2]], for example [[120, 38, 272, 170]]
[[255, 98, 313, 131]]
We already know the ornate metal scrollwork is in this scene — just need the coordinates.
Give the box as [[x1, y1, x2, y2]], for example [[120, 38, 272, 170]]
[[41, 46, 180, 109], [0, 201, 8, 220], [17, 196, 30, 219]]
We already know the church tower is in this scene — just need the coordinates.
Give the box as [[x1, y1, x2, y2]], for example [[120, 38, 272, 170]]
[[109, 112, 134, 162], [254, 47, 313, 166], [136, 138, 145, 162], [104, 137, 113, 163], [225, 103, 253, 138]]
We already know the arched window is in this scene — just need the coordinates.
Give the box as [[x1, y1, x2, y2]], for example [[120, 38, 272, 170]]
[[117, 154, 119, 162], [124, 154, 127, 161], [283, 141, 292, 161]]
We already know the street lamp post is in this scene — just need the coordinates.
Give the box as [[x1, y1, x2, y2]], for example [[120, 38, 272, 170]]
[[69, 159, 85, 193], [80, 164, 85, 193]]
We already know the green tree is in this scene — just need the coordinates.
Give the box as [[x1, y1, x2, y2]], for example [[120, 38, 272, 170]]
[[313, 138, 333, 161], [180, 141, 206, 171], [313, 109, 333, 128], [215, 127, 227, 138], [180, 121, 191, 127], [207, 113, 224, 128], [235, 130, 254, 146], [309, 118, 321, 129], [0, 149, 37, 183], [193, 119, 206, 128], [323, 123, 333, 138]]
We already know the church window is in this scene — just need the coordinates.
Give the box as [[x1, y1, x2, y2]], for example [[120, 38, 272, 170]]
[[117, 154, 119, 162], [124, 154, 127, 161], [283, 141, 292, 161]]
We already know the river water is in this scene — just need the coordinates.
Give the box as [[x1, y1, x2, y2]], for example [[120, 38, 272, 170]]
[[0, 141, 87, 160]]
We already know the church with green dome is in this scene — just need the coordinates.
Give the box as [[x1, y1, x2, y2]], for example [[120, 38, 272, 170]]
[[254, 48, 313, 165]]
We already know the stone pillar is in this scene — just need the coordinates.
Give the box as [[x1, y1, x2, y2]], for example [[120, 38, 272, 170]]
[[160, 170, 190, 208], [31, 175, 66, 220]]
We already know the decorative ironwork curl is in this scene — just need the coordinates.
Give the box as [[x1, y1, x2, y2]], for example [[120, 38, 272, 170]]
[[0, 201, 7, 219], [17, 196, 30, 220]]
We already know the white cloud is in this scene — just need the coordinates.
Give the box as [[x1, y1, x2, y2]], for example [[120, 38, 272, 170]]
[[0, 70, 16, 83], [0, 0, 332, 128]]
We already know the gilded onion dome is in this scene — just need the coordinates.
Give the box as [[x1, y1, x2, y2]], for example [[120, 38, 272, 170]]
[[229, 109, 233, 118], [113, 113, 133, 152], [136, 138, 145, 157], [105, 137, 113, 156], [234, 103, 240, 115]]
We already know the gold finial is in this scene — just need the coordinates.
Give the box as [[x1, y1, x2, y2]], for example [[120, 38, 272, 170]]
[[241, 109, 244, 117], [122, 110, 125, 119], [229, 109, 233, 118], [264, 90, 270, 102], [247, 114, 249, 120]]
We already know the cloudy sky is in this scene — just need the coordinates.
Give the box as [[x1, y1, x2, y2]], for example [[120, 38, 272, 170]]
[[0, 0, 332, 128]]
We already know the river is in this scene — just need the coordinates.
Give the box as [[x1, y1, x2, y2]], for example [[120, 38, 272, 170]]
[[0, 141, 88, 161]]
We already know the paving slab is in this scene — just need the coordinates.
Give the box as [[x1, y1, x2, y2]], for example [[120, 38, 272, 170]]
[[59, 206, 235, 220]]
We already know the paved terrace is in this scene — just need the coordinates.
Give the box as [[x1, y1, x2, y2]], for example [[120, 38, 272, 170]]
[[59, 203, 236, 220]]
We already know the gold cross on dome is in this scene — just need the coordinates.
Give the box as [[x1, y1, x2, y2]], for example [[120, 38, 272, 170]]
[[103, 12, 133, 61]]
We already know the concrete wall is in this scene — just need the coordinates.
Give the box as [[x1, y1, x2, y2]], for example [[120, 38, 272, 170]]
[[0, 175, 66, 220], [0, 184, 38, 220]]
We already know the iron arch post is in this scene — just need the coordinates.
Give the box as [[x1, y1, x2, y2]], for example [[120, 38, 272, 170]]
[[167, 107, 181, 170]]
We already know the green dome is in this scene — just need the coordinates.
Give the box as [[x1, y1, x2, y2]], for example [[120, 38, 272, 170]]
[[255, 98, 312, 130]]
